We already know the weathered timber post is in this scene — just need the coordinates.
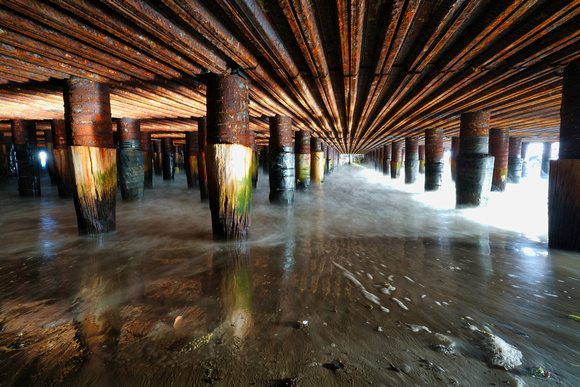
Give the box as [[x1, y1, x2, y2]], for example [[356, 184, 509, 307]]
[[11, 119, 41, 197], [185, 131, 199, 188], [249, 130, 258, 188], [0, 132, 8, 181], [549, 59, 580, 250], [378, 146, 384, 174], [162, 138, 174, 180], [311, 137, 325, 184], [521, 142, 529, 178], [322, 142, 330, 175], [489, 128, 509, 191], [269, 115, 295, 205], [507, 137, 523, 184], [405, 137, 419, 184], [140, 132, 153, 188], [456, 111, 494, 208], [261, 145, 269, 173], [198, 117, 209, 202], [174, 145, 183, 168], [64, 77, 116, 235], [295, 129, 311, 190], [51, 119, 74, 198], [383, 144, 391, 176], [450, 136, 459, 181], [153, 140, 162, 176], [44, 129, 57, 185], [418, 145, 426, 174], [206, 74, 252, 240], [391, 141, 403, 179], [541, 142, 551, 179], [425, 128, 444, 191], [118, 118, 144, 201]]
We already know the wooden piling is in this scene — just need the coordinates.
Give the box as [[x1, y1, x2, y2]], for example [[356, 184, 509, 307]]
[[383, 144, 391, 176], [11, 119, 41, 197], [185, 131, 199, 188], [269, 115, 295, 205], [118, 118, 144, 200], [295, 129, 311, 190], [405, 137, 419, 184], [64, 77, 116, 235], [249, 130, 259, 188], [198, 117, 209, 202], [206, 74, 252, 240], [153, 140, 162, 176], [489, 128, 509, 192], [450, 136, 459, 181], [162, 138, 174, 180], [424, 128, 444, 191], [507, 137, 522, 184], [51, 119, 75, 198], [391, 141, 403, 179], [418, 145, 425, 174], [140, 132, 153, 188], [311, 137, 324, 184]]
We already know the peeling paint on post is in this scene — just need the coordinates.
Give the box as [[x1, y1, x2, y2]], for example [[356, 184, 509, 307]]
[[51, 119, 75, 198], [118, 118, 144, 201], [310, 137, 324, 184], [206, 73, 252, 240], [11, 119, 41, 197], [162, 138, 174, 180], [185, 131, 199, 189], [391, 141, 403, 179], [64, 76, 116, 235], [295, 129, 310, 190], [456, 111, 494, 208], [489, 128, 509, 192], [507, 137, 522, 184], [198, 117, 209, 202], [269, 115, 295, 205], [425, 128, 444, 191], [140, 132, 153, 188]]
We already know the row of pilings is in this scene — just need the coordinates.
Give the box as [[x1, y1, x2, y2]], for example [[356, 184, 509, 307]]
[[0, 74, 341, 242]]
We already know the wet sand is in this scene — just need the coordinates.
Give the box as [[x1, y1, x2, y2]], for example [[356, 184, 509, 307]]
[[1, 165, 579, 386]]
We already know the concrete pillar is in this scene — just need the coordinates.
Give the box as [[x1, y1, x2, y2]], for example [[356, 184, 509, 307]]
[[549, 59, 580, 250], [456, 111, 494, 208], [249, 130, 258, 188], [51, 119, 74, 198], [162, 138, 174, 180], [295, 129, 311, 190], [118, 118, 144, 201], [507, 137, 522, 184], [198, 117, 209, 202], [521, 142, 529, 178], [383, 144, 391, 176], [450, 136, 459, 181], [269, 115, 295, 205], [489, 128, 509, 192], [11, 119, 41, 197], [64, 77, 116, 235], [153, 140, 162, 176], [311, 137, 325, 184], [541, 142, 551, 179], [424, 128, 444, 191], [185, 131, 199, 188], [206, 73, 252, 240], [140, 132, 153, 188], [44, 129, 57, 185], [391, 141, 403, 179], [0, 132, 8, 181], [418, 145, 425, 174], [405, 137, 419, 184]]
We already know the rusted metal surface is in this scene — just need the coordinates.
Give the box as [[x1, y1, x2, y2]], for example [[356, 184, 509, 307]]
[[118, 118, 141, 145], [459, 111, 490, 155], [206, 74, 249, 146]]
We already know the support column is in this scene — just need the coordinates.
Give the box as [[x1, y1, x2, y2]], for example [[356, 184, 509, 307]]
[[198, 117, 209, 202], [489, 128, 509, 192], [383, 144, 391, 176], [140, 132, 153, 188], [162, 138, 174, 180], [153, 140, 162, 176], [541, 142, 551, 179], [174, 145, 183, 168], [405, 137, 419, 184], [11, 120, 41, 197], [206, 73, 252, 240], [0, 132, 8, 181], [507, 137, 522, 184], [44, 129, 57, 185], [64, 77, 116, 235], [391, 141, 403, 179], [549, 59, 580, 250], [295, 129, 311, 190], [418, 145, 425, 174], [249, 130, 258, 188], [450, 136, 459, 181], [456, 111, 494, 208], [269, 115, 295, 205], [521, 142, 529, 178], [311, 137, 325, 184], [118, 118, 144, 201], [425, 128, 444, 191], [185, 131, 199, 188], [378, 146, 384, 174], [51, 119, 75, 198]]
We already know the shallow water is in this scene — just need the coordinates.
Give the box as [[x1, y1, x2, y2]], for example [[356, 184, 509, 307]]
[[1, 164, 579, 386]]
